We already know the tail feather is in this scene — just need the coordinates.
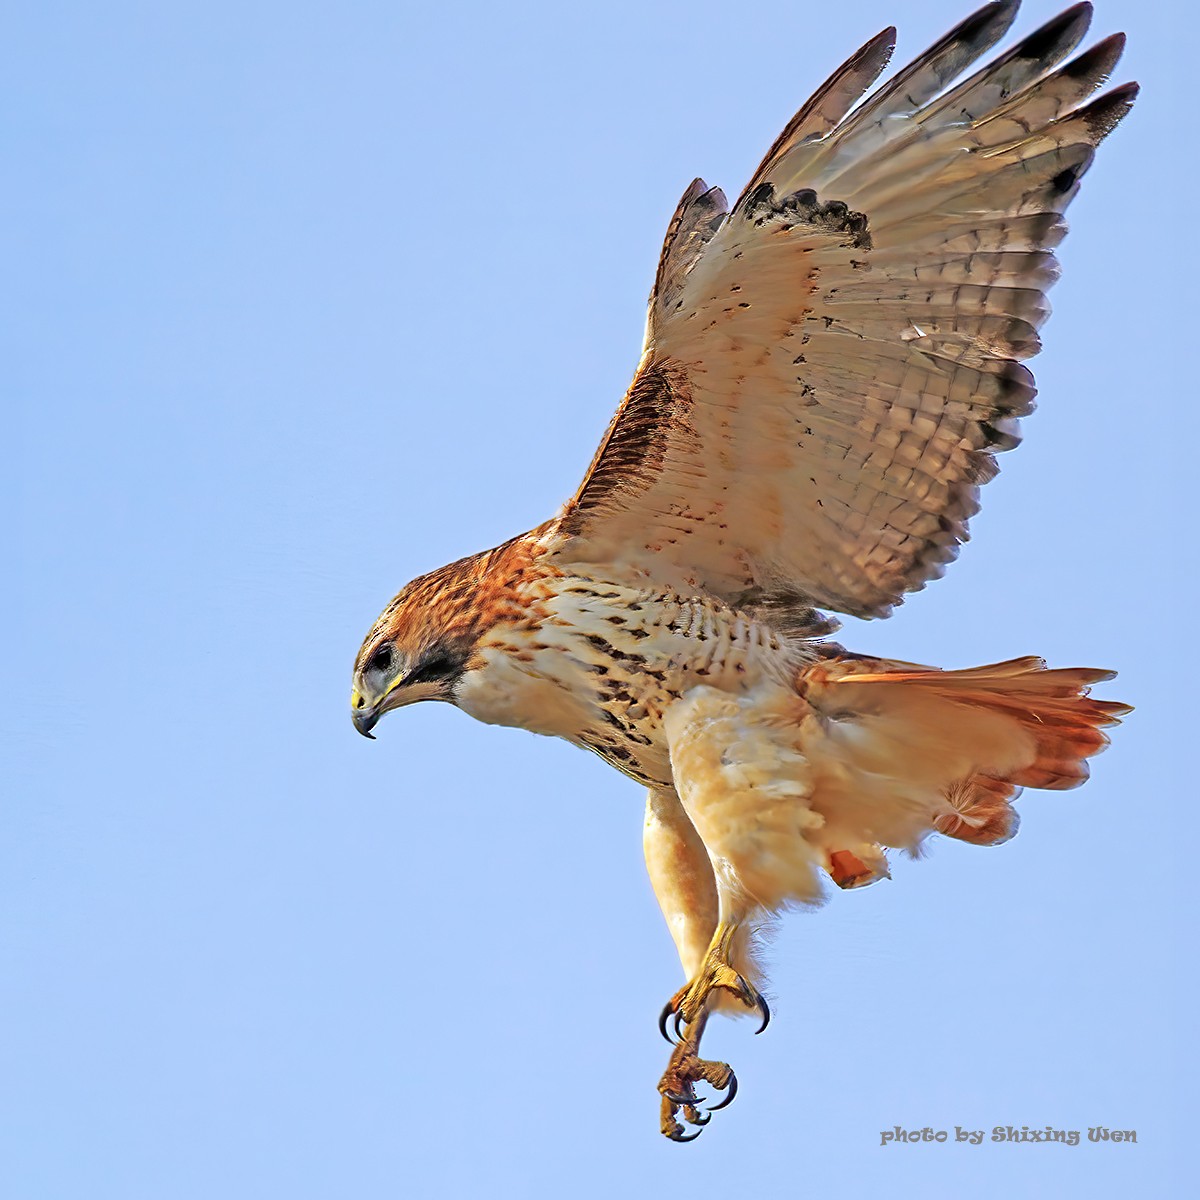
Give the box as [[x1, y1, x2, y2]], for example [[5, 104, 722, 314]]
[[802, 655, 1130, 861], [938, 772, 1022, 846]]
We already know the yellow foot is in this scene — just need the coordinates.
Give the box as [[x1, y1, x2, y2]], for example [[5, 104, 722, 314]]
[[657, 1023, 738, 1142], [657, 943, 770, 1043], [654, 924, 767, 1140]]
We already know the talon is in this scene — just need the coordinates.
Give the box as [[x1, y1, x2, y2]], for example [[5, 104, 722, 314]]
[[657, 920, 755, 1137], [658, 1001, 678, 1045], [754, 993, 771, 1034], [707, 1070, 738, 1111]]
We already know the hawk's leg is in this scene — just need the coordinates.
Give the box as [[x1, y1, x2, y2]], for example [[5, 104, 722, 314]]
[[660, 920, 769, 1037], [656, 921, 764, 1140]]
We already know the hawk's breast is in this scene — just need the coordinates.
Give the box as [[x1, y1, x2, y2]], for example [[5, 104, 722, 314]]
[[455, 572, 803, 791]]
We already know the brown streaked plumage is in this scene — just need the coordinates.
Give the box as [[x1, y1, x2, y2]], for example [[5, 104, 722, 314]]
[[350, 1, 1135, 1141]]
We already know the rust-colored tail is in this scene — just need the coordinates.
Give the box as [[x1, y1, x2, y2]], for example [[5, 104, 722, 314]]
[[802, 655, 1131, 881], [921, 658, 1131, 845]]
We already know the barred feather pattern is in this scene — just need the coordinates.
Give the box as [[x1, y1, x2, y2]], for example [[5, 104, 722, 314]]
[[554, 1, 1137, 625]]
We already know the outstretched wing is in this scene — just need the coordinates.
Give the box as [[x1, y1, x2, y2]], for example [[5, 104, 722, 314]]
[[551, 2, 1135, 621]]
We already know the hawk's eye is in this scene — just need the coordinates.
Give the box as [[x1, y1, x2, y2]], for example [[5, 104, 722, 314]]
[[367, 643, 393, 674]]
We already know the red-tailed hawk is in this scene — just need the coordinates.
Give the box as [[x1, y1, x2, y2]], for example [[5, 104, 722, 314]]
[[350, 1, 1133, 1140]]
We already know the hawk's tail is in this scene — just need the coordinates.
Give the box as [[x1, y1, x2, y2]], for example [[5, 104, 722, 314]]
[[799, 656, 1131, 886]]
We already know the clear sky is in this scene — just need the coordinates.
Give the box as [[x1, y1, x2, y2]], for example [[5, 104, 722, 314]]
[[5, 1, 1190, 1196]]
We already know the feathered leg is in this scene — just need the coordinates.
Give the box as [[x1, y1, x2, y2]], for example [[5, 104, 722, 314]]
[[643, 787, 753, 1139], [653, 691, 820, 1139], [643, 787, 718, 982]]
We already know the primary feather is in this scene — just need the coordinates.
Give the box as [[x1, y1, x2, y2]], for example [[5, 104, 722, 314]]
[[556, 0, 1137, 624]]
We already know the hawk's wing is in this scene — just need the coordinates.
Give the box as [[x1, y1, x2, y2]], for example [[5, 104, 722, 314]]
[[550, 2, 1135, 622]]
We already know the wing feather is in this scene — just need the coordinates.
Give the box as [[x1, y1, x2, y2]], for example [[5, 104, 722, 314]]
[[647, 179, 729, 345], [552, 5, 1136, 622], [736, 26, 897, 211], [752, 0, 1022, 206]]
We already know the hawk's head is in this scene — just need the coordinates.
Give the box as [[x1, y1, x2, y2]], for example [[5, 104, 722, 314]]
[[349, 535, 541, 739], [351, 626, 474, 739], [350, 568, 484, 739]]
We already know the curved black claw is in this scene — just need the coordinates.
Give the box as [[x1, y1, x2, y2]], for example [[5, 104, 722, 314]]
[[707, 1070, 738, 1111], [683, 1106, 712, 1127], [754, 993, 771, 1035], [658, 1001, 678, 1045], [668, 1125, 704, 1143], [673, 1010, 686, 1042], [662, 1088, 702, 1107]]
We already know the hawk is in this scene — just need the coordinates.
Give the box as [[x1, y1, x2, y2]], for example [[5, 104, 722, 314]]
[[350, 1, 1134, 1141]]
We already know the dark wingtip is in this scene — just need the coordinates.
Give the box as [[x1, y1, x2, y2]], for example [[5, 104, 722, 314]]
[[1016, 2, 1092, 62], [962, 1, 1022, 44], [1083, 80, 1140, 142], [1063, 30, 1125, 77]]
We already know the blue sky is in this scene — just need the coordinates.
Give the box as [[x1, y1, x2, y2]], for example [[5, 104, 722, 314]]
[[4, 1, 1190, 1196]]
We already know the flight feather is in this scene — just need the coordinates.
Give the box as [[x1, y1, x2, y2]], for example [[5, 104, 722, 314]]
[[552, 1, 1136, 622]]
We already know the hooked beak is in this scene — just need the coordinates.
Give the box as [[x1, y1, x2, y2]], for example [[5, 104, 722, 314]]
[[352, 673, 445, 740], [352, 705, 379, 739], [351, 687, 382, 739], [351, 676, 420, 739]]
